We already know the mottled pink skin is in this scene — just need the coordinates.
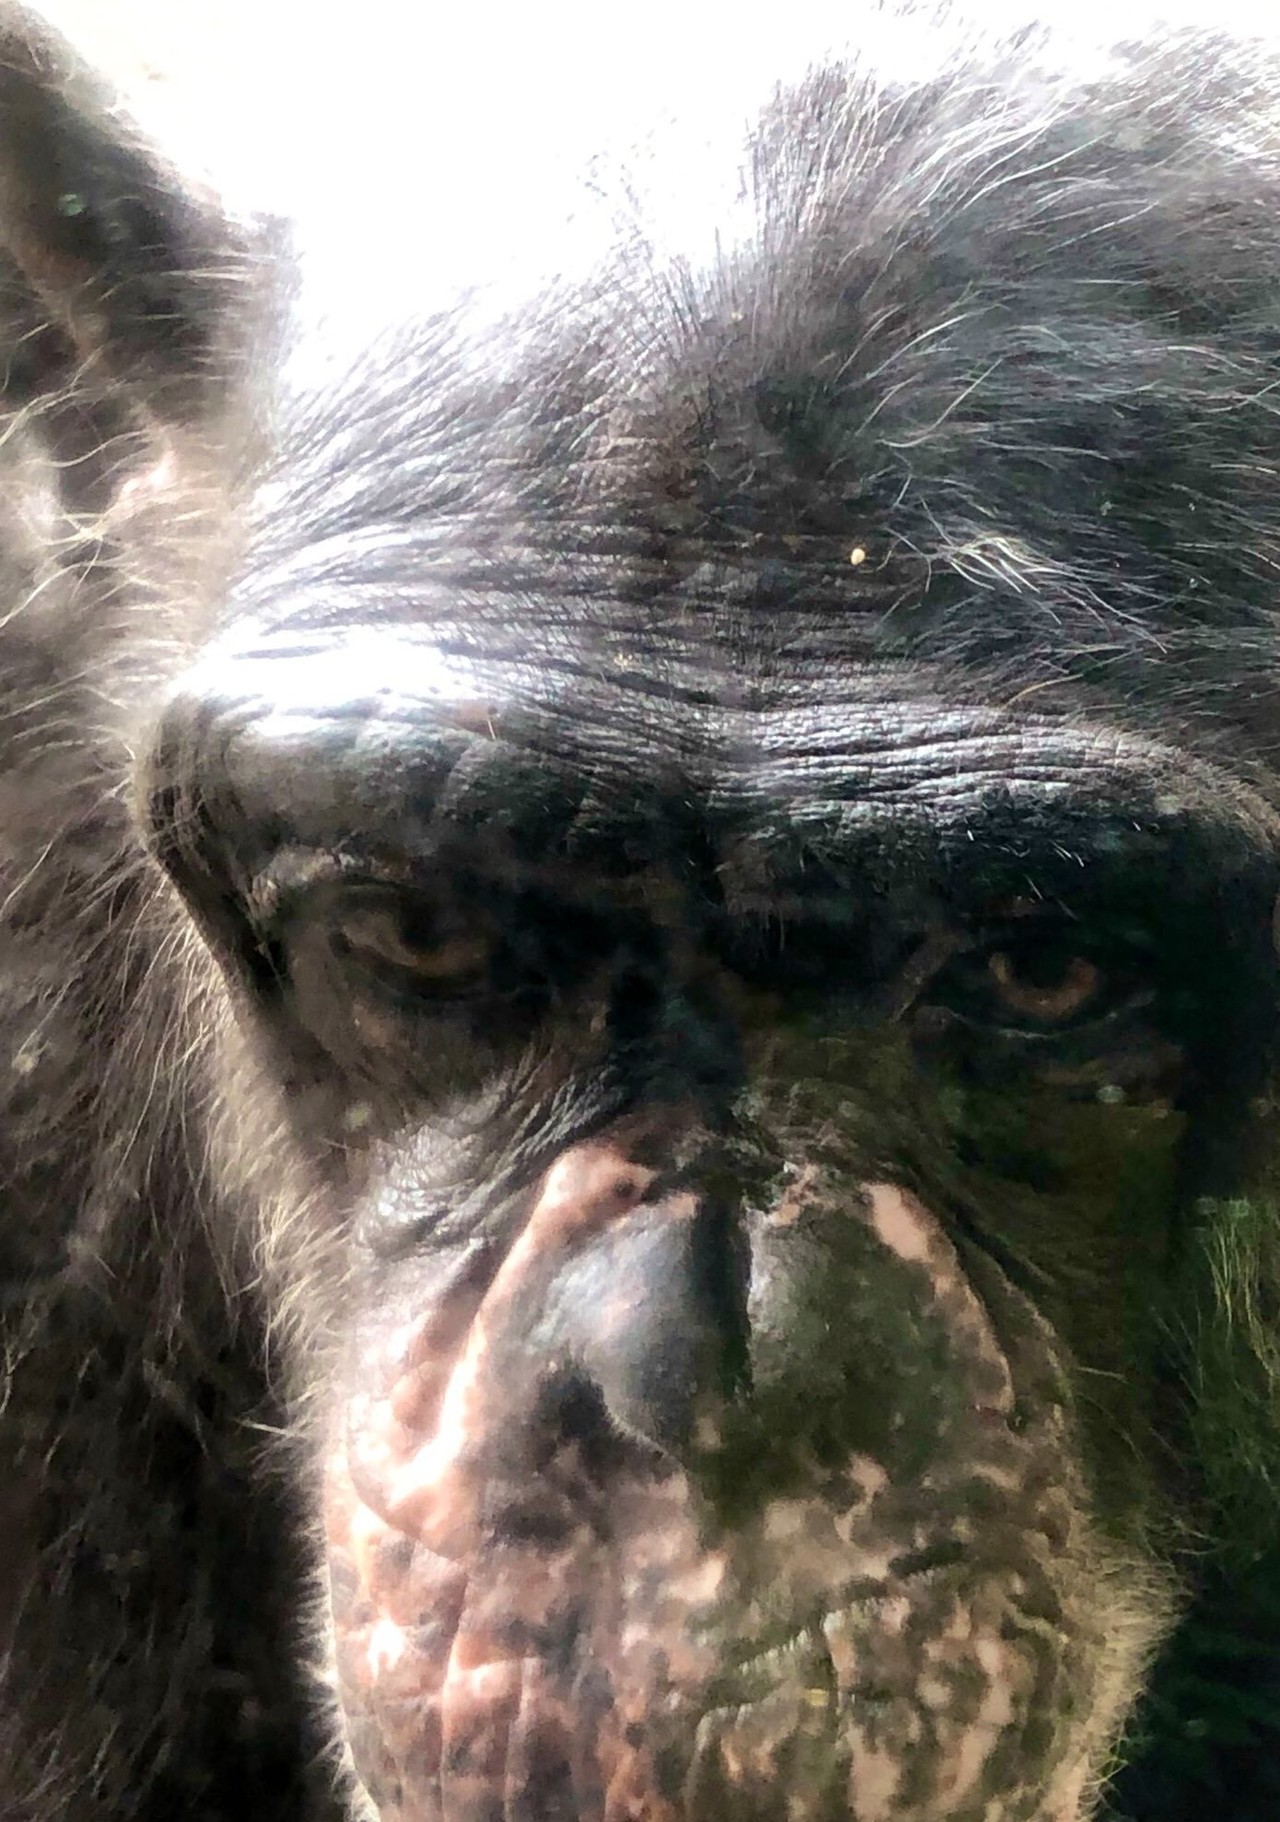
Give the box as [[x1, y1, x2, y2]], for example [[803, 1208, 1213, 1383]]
[[325, 1140, 1128, 1822]]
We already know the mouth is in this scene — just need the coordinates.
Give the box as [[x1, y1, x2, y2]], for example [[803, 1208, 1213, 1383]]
[[326, 1173, 1104, 1821], [328, 1415, 1085, 1822]]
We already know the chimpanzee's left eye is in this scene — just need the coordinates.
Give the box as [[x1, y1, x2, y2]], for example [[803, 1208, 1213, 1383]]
[[984, 948, 1103, 1025], [925, 925, 1148, 1033]]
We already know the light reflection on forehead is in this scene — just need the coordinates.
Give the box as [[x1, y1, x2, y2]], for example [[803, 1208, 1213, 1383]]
[[173, 625, 497, 750]]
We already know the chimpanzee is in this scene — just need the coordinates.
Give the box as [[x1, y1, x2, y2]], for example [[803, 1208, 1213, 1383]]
[[3, 4, 1280, 1820]]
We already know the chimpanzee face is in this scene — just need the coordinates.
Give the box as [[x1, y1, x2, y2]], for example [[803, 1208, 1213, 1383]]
[[149, 581, 1278, 1820], [145, 32, 1280, 1822]]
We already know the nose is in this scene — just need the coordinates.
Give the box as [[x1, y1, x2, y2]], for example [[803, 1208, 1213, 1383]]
[[545, 1186, 749, 1457], [348, 1133, 751, 1558]]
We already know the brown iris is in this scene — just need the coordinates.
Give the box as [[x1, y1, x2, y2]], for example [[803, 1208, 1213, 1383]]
[[986, 950, 1102, 1024], [333, 903, 492, 990]]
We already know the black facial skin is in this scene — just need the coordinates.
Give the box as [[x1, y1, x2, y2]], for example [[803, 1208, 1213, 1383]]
[[4, 7, 1280, 1822], [158, 676, 1279, 1820]]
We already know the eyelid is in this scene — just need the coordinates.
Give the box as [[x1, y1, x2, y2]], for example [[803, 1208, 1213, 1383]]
[[916, 912, 1155, 1033], [334, 905, 493, 981]]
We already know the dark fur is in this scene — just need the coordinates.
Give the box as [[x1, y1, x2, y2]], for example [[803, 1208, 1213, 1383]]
[[3, 7, 1280, 1821], [0, 9, 340, 1818]]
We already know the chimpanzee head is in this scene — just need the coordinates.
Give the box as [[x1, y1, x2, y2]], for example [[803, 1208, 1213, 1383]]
[[144, 24, 1280, 1822]]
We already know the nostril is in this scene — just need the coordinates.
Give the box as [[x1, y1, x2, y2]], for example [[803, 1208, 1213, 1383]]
[[532, 1370, 631, 1479]]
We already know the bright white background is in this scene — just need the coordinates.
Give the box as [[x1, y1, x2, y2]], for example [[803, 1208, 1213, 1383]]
[[29, 2, 1280, 361]]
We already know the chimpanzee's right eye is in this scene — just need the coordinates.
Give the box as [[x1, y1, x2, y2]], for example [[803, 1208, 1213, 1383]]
[[328, 893, 495, 1000]]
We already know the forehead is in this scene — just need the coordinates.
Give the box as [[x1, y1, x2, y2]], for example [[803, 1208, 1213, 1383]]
[[171, 616, 1280, 893], [200, 33, 1280, 873]]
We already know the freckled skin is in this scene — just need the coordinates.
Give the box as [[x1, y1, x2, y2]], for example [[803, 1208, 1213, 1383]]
[[326, 1113, 1140, 1821]]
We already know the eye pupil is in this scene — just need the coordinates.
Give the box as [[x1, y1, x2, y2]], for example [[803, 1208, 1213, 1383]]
[[988, 950, 1102, 1022]]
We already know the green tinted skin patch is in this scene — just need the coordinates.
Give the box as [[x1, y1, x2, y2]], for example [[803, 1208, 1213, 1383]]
[[929, 1074, 1184, 1533], [715, 1005, 1187, 1545]]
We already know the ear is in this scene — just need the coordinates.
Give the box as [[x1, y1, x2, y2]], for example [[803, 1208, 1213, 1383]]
[[0, 4, 264, 420]]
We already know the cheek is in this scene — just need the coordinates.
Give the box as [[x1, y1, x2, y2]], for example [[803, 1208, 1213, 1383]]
[[322, 1152, 1150, 1822]]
